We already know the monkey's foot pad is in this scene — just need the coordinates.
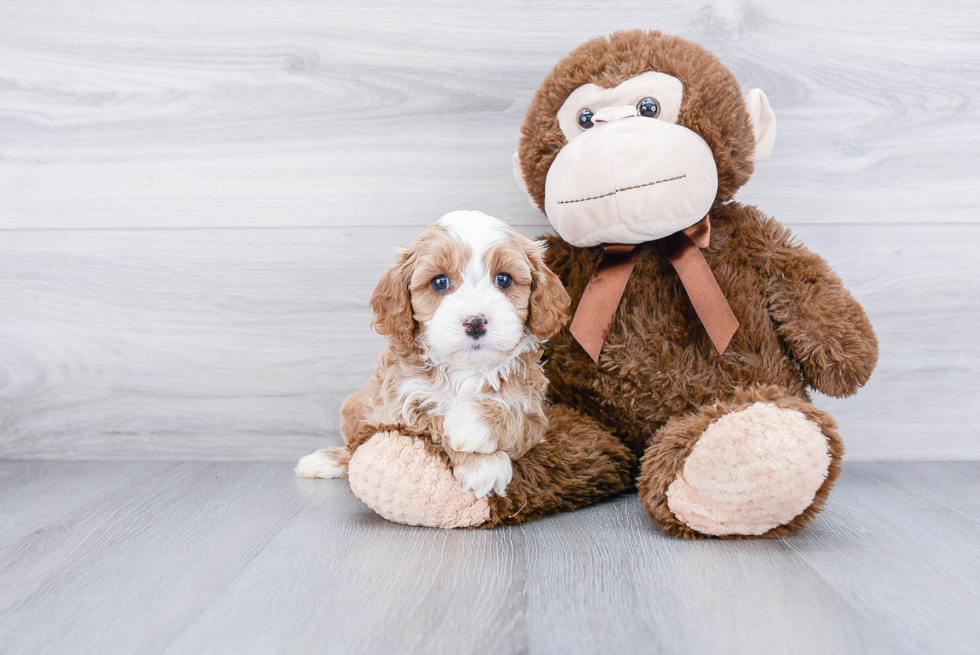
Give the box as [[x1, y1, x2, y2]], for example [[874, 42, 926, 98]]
[[666, 402, 831, 536], [347, 431, 490, 528]]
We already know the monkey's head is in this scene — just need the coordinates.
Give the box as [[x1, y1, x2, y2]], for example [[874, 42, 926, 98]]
[[513, 30, 777, 247]]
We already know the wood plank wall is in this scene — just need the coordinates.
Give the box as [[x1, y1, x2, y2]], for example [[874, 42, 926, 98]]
[[1, 1, 978, 460]]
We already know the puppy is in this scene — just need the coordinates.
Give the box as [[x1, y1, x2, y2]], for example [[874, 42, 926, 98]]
[[296, 210, 570, 498]]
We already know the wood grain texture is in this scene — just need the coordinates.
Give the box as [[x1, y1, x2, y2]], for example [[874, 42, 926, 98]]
[[0, 460, 173, 544], [0, 460, 976, 654], [0, 224, 976, 461], [1, 1, 978, 460], [0, 461, 311, 655], [0, 0, 978, 230], [782, 461, 980, 655]]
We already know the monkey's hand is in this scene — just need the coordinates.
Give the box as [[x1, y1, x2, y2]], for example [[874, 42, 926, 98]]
[[763, 219, 879, 397]]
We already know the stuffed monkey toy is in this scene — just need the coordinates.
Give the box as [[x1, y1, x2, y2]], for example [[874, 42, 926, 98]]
[[341, 30, 878, 538]]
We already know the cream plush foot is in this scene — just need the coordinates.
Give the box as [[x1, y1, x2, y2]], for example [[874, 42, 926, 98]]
[[347, 431, 491, 529], [295, 446, 350, 479], [666, 402, 830, 535], [639, 386, 844, 539]]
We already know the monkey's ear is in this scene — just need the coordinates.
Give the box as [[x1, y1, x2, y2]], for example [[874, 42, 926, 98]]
[[745, 89, 777, 162], [512, 151, 539, 210], [369, 252, 416, 351]]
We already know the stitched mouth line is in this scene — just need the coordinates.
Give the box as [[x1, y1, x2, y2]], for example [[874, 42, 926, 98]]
[[557, 174, 687, 205]]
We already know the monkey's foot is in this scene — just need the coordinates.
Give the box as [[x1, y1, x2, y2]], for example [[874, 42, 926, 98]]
[[347, 431, 490, 529], [639, 386, 843, 538]]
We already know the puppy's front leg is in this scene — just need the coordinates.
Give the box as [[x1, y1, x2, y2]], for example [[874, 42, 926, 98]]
[[447, 450, 513, 499], [443, 400, 496, 454]]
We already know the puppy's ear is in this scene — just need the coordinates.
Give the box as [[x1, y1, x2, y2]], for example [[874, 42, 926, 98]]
[[369, 249, 416, 350], [524, 238, 571, 341]]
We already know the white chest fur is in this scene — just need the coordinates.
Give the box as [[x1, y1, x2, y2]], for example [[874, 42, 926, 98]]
[[395, 361, 528, 454]]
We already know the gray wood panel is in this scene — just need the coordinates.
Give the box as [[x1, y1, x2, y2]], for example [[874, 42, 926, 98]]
[[0, 0, 978, 230], [0, 460, 976, 654], [1, 0, 978, 461], [0, 224, 977, 461]]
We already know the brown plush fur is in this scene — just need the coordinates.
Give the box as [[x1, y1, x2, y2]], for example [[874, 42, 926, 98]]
[[536, 200, 876, 537], [496, 30, 878, 538], [486, 403, 637, 527], [542, 201, 878, 444]]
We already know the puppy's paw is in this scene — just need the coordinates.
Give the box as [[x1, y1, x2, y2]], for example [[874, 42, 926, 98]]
[[452, 451, 512, 499], [443, 401, 495, 454], [295, 447, 350, 479]]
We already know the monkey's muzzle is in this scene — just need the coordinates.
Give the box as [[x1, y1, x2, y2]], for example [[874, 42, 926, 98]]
[[544, 117, 718, 248]]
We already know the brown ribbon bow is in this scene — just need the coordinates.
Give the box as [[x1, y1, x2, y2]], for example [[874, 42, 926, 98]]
[[568, 216, 739, 363]]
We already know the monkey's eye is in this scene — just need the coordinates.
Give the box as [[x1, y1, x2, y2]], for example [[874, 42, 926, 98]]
[[494, 273, 513, 290], [577, 108, 595, 130], [637, 97, 661, 118], [430, 275, 450, 292]]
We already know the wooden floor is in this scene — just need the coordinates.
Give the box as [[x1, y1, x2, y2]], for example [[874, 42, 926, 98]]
[[0, 461, 976, 654]]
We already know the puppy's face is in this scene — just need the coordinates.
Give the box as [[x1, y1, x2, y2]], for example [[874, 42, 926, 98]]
[[371, 211, 570, 366]]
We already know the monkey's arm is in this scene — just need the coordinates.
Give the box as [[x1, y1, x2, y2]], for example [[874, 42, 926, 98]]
[[757, 216, 878, 397]]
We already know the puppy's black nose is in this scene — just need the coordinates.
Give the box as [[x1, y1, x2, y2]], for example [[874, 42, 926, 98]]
[[463, 315, 487, 339]]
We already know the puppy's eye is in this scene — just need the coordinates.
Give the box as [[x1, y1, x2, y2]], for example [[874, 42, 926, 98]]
[[430, 275, 450, 292], [494, 273, 513, 290], [577, 108, 595, 130], [637, 97, 660, 118]]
